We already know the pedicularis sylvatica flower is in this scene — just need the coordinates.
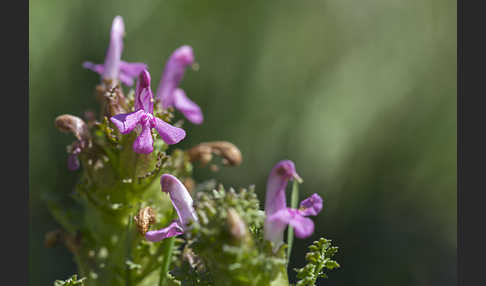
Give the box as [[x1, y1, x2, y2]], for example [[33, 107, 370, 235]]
[[156, 45, 203, 124], [83, 16, 146, 86], [110, 70, 186, 153], [263, 160, 323, 251], [145, 174, 198, 241], [50, 15, 339, 286]]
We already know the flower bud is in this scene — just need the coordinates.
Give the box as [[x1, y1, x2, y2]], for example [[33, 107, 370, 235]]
[[226, 208, 249, 242]]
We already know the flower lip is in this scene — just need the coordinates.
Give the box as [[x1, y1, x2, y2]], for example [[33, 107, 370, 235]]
[[299, 193, 323, 216]]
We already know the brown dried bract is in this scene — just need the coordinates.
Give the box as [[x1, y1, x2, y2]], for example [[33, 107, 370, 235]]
[[107, 87, 128, 116], [44, 229, 81, 254], [187, 141, 242, 168], [182, 177, 195, 194], [44, 229, 64, 248], [133, 207, 156, 235], [55, 114, 90, 141], [96, 79, 128, 116], [83, 110, 97, 127]]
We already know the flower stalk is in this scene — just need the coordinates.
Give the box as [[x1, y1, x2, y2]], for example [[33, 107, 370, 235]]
[[286, 179, 300, 262]]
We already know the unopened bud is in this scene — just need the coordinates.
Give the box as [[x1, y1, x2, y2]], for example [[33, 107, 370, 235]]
[[55, 115, 90, 141], [134, 207, 156, 235], [227, 208, 248, 241]]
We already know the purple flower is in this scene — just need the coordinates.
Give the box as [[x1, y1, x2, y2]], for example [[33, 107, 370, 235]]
[[83, 16, 147, 86], [263, 160, 323, 250], [110, 69, 186, 153], [146, 174, 198, 242], [67, 146, 82, 171], [155, 46, 203, 124]]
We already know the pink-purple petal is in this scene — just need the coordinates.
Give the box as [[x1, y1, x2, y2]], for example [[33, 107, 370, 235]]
[[120, 61, 148, 77], [83, 61, 147, 86], [152, 117, 186, 145], [119, 72, 135, 86], [299, 193, 323, 217], [110, 110, 145, 134], [102, 16, 124, 80], [156, 45, 195, 109], [134, 70, 153, 113], [82, 62, 104, 74], [263, 210, 289, 248], [288, 214, 315, 238], [133, 120, 154, 154], [172, 88, 203, 124], [145, 221, 184, 242], [138, 88, 154, 114], [264, 208, 315, 246], [264, 160, 299, 217], [160, 174, 198, 228]]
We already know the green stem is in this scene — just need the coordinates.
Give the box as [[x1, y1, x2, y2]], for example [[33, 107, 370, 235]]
[[159, 209, 177, 286], [286, 180, 299, 262], [159, 236, 176, 286], [126, 215, 133, 286]]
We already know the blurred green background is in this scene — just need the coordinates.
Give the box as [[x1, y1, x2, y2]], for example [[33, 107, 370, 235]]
[[29, 0, 456, 285]]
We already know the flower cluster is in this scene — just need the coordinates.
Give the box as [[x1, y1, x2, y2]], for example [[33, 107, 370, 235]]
[[52, 15, 337, 286], [83, 16, 203, 155], [145, 160, 323, 248]]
